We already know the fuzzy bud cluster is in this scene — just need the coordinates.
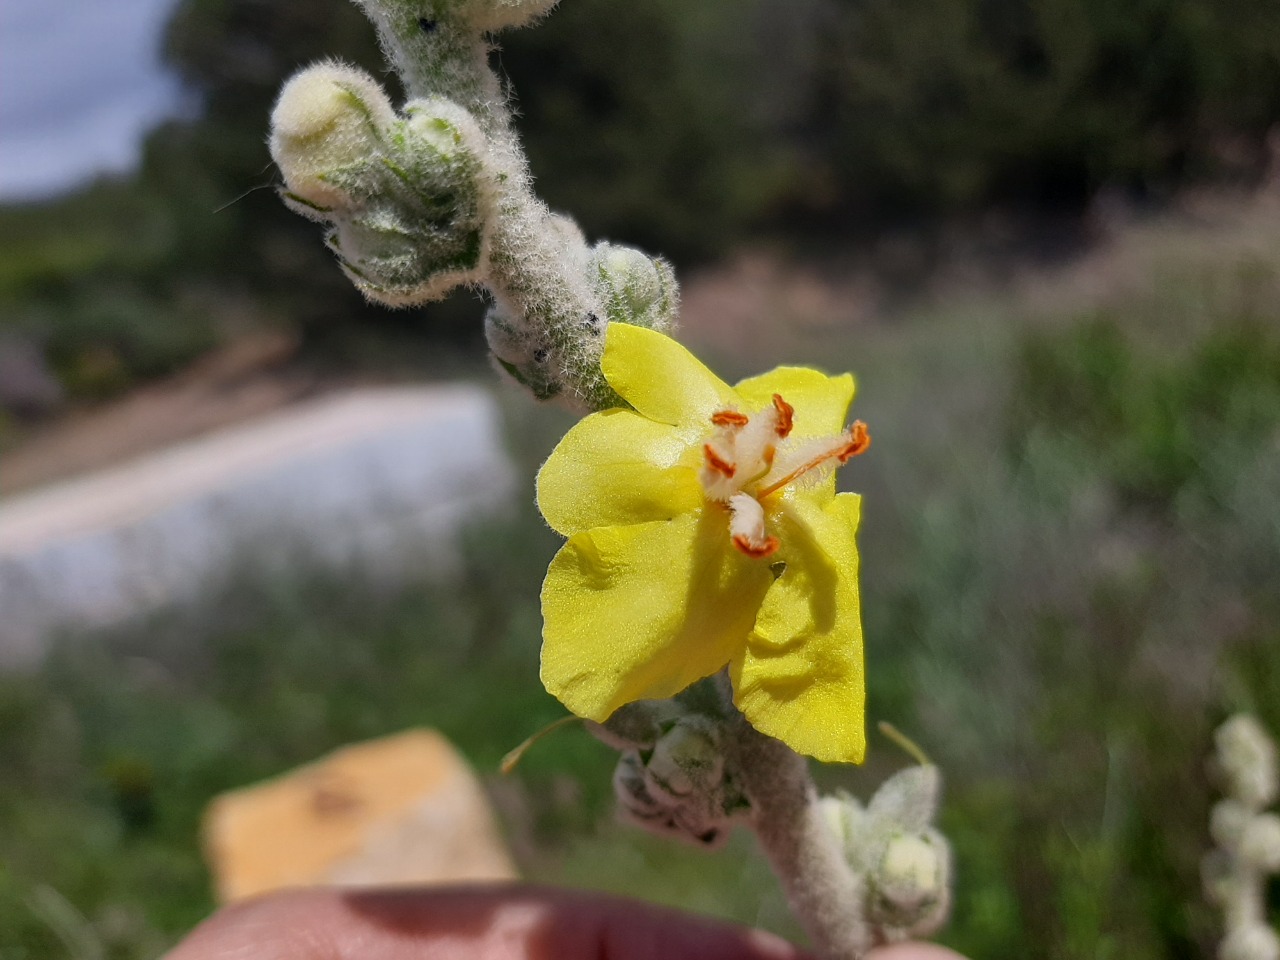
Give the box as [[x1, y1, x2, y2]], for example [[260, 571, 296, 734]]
[[269, 0, 678, 410], [1205, 715, 1280, 960], [273, 66, 492, 306], [608, 714, 749, 848], [820, 766, 951, 943]]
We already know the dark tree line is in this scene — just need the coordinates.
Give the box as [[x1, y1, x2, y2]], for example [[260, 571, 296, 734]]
[[3, 0, 1279, 406]]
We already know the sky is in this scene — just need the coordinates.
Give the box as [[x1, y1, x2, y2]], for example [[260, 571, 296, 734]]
[[0, 0, 184, 201]]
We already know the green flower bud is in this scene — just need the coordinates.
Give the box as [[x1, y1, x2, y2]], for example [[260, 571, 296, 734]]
[[647, 719, 723, 797], [591, 243, 679, 331], [611, 716, 746, 847]]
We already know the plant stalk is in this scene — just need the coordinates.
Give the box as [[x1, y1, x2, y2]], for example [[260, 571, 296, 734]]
[[720, 695, 872, 959]]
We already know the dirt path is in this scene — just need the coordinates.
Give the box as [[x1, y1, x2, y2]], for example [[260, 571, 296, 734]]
[[0, 333, 322, 496]]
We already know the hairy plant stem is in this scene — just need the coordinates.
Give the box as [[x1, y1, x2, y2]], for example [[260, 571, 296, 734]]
[[276, 8, 878, 947], [357, 2, 621, 408], [716, 679, 873, 959]]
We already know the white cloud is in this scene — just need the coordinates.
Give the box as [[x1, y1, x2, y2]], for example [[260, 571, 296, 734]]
[[0, 0, 183, 200]]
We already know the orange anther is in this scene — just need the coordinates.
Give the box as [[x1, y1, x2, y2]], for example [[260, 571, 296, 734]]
[[837, 421, 870, 462], [711, 409, 750, 428], [772, 394, 795, 438], [733, 534, 781, 559], [703, 444, 736, 478]]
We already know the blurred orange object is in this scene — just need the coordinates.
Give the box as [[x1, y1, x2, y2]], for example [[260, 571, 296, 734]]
[[203, 729, 518, 903]]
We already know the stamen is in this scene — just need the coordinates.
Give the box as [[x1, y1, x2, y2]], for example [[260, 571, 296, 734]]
[[756, 422, 872, 500], [703, 444, 736, 479], [837, 421, 870, 462], [733, 404, 783, 484], [772, 394, 794, 438], [733, 534, 780, 559], [712, 409, 750, 428], [729, 493, 779, 559]]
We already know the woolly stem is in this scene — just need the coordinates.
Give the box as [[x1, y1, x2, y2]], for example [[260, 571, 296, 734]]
[[355, 2, 621, 409], [716, 677, 872, 959]]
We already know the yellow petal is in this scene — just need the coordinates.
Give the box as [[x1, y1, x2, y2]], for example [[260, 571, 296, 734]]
[[730, 492, 865, 763], [537, 408, 702, 536], [735, 367, 855, 437], [602, 324, 738, 429], [541, 512, 774, 721]]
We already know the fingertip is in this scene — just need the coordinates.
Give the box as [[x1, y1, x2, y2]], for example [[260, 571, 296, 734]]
[[570, 892, 809, 960], [867, 943, 969, 960], [740, 926, 810, 960]]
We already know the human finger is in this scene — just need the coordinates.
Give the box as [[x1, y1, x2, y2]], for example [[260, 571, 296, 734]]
[[867, 944, 969, 960], [163, 884, 811, 960]]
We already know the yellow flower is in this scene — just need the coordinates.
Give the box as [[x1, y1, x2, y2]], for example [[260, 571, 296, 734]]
[[537, 324, 871, 763]]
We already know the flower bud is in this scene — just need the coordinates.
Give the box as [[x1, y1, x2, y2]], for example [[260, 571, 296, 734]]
[[610, 716, 745, 848], [1240, 812, 1280, 871], [868, 765, 941, 832], [880, 833, 945, 905], [271, 65, 394, 212], [868, 829, 951, 939], [1212, 800, 1252, 849], [1217, 715, 1278, 810], [646, 717, 724, 799], [591, 243, 678, 332], [816, 792, 864, 858], [1220, 924, 1280, 960]]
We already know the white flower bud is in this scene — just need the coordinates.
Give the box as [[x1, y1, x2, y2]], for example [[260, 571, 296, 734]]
[[1213, 800, 1253, 849], [1220, 924, 1280, 960], [271, 64, 395, 212], [817, 795, 844, 841], [868, 765, 942, 832], [1240, 813, 1280, 871], [880, 833, 945, 907], [868, 828, 951, 939], [1217, 715, 1279, 810]]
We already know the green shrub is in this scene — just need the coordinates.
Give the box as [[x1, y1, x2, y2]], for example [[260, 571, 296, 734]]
[[1008, 318, 1280, 507]]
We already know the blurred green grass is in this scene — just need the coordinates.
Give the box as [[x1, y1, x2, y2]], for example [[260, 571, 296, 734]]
[[3, 217, 1280, 958]]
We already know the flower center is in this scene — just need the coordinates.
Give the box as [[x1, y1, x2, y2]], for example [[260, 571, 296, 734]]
[[699, 393, 869, 558]]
